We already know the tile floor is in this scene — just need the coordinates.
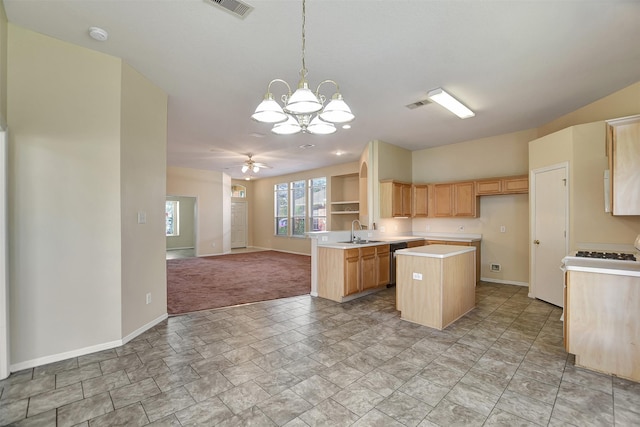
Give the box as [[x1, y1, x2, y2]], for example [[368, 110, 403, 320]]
[[1, 282, 639, 426]]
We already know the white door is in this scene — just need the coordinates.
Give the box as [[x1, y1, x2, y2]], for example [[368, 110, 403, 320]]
[[231, 201, 247, 249], [531, 163, 568, 307]]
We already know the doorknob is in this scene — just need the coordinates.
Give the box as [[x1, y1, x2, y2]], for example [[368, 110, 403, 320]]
[[533, 240, 540, 245]]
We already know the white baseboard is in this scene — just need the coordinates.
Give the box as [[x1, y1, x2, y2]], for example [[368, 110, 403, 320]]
[[10, 312, 167, 373], [121, 313, 168, 344], [480, 277, 529, 287]]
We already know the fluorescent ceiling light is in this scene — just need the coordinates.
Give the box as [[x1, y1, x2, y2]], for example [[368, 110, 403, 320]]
[[427, 88, 475, 119]]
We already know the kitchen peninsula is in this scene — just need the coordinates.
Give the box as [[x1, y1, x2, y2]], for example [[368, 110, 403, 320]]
[[396, 244, 476, 330]]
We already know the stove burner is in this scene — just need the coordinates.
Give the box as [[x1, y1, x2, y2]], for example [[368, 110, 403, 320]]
[[575, 251, 637, 261]]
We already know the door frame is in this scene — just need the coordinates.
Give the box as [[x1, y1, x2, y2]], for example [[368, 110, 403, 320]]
[[529, 162, 569, 300], [166, 195, 198, 255], [1, 128, 9, 379]]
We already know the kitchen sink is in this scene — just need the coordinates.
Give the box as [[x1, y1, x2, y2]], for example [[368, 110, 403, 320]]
[[337, 240, 383, 244]]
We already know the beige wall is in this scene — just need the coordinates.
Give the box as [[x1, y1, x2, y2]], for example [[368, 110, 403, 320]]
[[8, 25, 124, 364], [410, 129, 535, 284], [7, 24, 168, 367], [166, 196, 196, 250], [0, 3, 6, 125], [539, 81, 640, 137], [251, 161, 358, 255], [530, 122, 640, 251], [119, 63, 167, 338], [166, 166, 230, 256]]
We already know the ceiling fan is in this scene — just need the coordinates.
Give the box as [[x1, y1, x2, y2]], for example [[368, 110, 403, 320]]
[[240, 154, 271, 174]]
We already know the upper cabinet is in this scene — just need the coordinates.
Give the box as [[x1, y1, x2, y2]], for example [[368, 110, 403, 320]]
[[433, 181, 478, 218], [476, 175, 529, 196], [380, 180, 412, 218], [412, 184, 429, 217], [607, 115, 640, 216]]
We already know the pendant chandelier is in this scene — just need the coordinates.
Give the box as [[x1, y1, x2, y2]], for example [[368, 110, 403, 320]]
[[251, 0, 354, 135]]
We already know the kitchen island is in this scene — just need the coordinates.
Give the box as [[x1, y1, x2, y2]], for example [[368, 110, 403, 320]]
[[563, 256, 640, 382], [396, 244, 476, 330]]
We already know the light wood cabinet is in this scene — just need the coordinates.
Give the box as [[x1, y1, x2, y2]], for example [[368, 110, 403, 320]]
[[344, 249, 360, 296], [397, 247, 476, 330], [412, 184, 428, 217], [606, 115, 640, 215], [425, 240, 481, 283], [475, 175, 529, 196], [406, 239, 425, 248], [565, 270, 640, 382], [433, 182, 478, 218], [376, 245, 390, 287], [380, 181, 412, 218], [318, 244, 391, 302]]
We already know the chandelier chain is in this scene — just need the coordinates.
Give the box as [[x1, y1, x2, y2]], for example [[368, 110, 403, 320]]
[[301, 0, 307, 77]]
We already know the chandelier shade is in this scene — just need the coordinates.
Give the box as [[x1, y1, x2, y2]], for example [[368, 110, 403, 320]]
[[251, 93, 288, 123], [251, 0, 353, 135]]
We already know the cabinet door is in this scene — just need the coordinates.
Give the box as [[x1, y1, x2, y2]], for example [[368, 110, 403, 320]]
[[453, 182, 478, 217], [412, 185, 428, 217], [433, 184, 453, 217], [476, 179, 502, 195], [392, 182, 404, 217], [376, 245, 390, 287], [360, 247, 377, 290], [344, 249, 360, 296], [401, 184, 412, 217], [503, 176, 529, 194], [610, 119, 640, 215]]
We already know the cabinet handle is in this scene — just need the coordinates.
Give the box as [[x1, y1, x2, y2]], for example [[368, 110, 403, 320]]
[[533, 240, 540, 245]]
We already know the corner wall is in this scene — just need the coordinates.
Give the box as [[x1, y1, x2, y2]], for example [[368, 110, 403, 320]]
[[120, 63, 168, 338], [8, 24, 123, 365]]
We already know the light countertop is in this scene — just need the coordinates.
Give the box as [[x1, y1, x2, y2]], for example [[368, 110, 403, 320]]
[[562, 256, 640, 278], [396, 244, 476, 259], [318, 236, 424, 249]]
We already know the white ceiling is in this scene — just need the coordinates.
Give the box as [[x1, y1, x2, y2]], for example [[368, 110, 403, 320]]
[[4, 0, 640, 179]]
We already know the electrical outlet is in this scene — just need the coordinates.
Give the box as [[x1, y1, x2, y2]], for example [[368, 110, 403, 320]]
[[146, 293, 152, 304], [490, 263, 501, 272], [412, 272, 423, 280], [321, 236, 328, 242], [137, 211, 146, 224], [458, 225, 464, 231], [500, 226, 506, 233]]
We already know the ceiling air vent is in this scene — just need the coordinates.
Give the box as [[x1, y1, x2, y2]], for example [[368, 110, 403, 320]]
[[406, 99, 432, 110], [204, 0, 253, 19]]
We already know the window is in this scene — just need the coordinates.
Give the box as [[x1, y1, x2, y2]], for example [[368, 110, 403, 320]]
[[309, 177, 327, 231], [166, 200, 179, 236], [232, 184, 246, 198], [275, 183, 288, 236], [274, 177, 325, 236], [291, 180, 306, 236]]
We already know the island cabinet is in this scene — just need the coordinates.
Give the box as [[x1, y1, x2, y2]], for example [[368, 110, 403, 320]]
[[318, 244, 391, 302], [606, 115, 640, 215], [432, 181, 478, 218], [564, 269, 640, 382], [425, 240, 481, 283], [396, 245, 476, 330]]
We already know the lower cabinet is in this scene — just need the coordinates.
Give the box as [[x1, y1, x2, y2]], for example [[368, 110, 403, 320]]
[[318, 244, 391, 302]]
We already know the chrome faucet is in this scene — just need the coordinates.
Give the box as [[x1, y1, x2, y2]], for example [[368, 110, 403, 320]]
[[351, 219, 362, 243]]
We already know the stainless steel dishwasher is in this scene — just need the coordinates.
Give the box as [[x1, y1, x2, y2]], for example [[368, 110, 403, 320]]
[[388, 242, 408, 286]]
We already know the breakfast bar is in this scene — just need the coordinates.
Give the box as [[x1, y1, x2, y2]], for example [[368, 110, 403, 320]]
[[396, 244, 476, 330]]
